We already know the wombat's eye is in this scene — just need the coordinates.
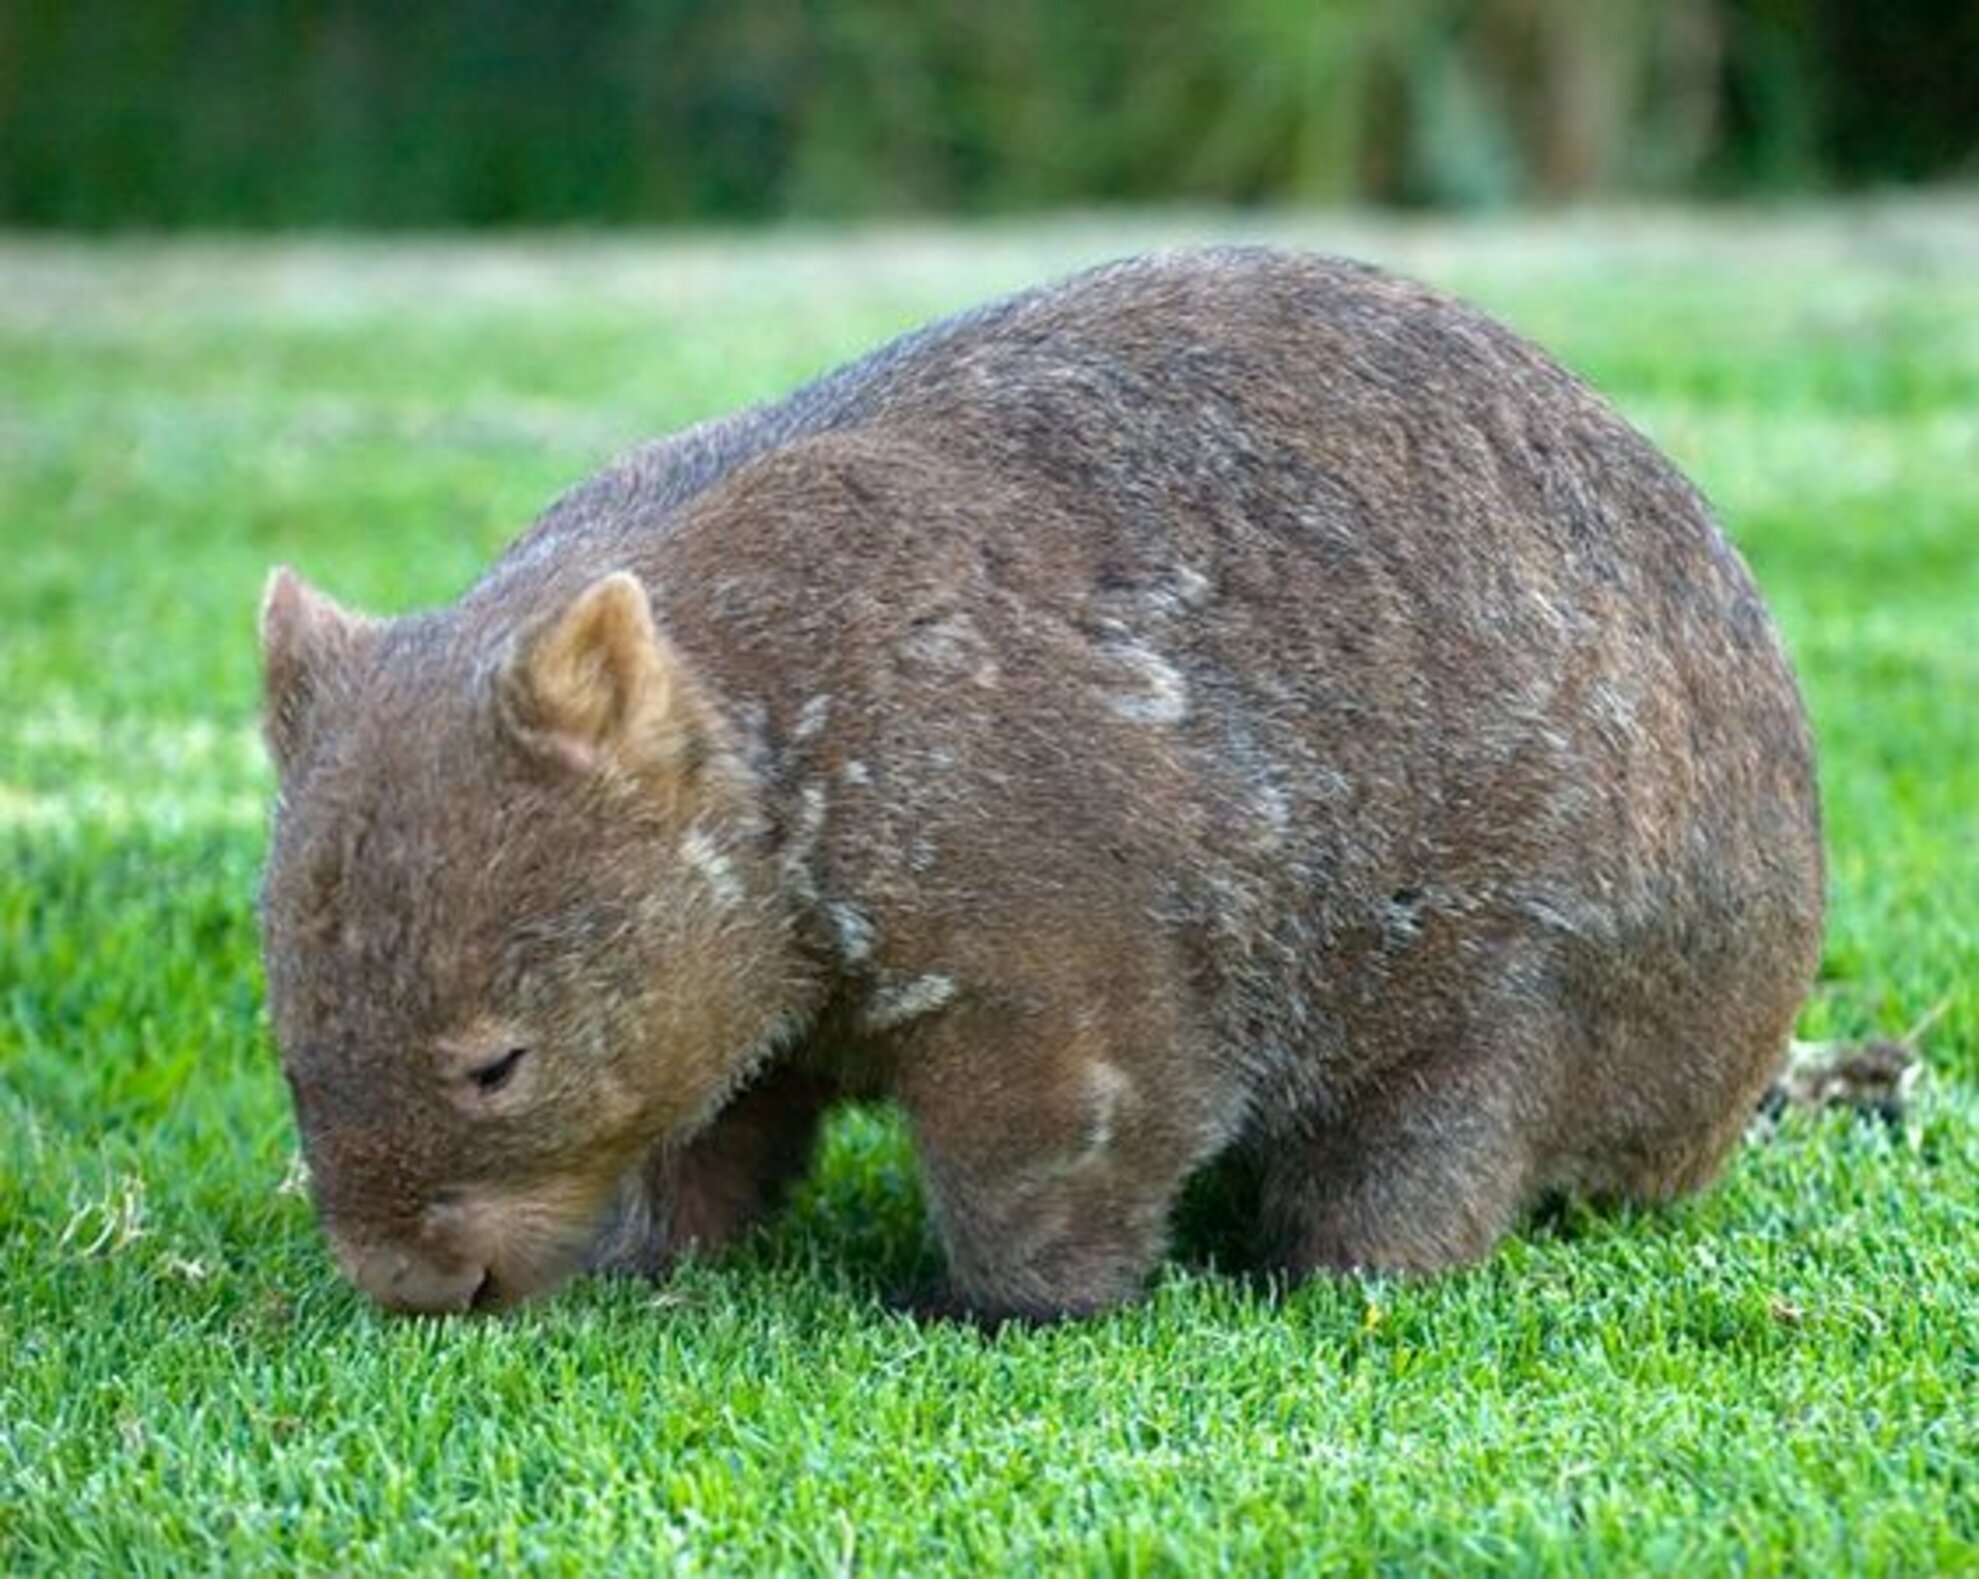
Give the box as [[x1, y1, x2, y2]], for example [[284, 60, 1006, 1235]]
[[468, 1047, 528, 1094]]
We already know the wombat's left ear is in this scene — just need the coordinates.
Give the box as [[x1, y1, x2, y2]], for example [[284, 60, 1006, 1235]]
[[496, 571, 714, 795], [260, 567, 372, 775]]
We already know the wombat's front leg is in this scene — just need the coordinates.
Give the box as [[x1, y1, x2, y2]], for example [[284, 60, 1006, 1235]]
[[897, 994, 1231, 1324], [588, 1065, 831, 1279]]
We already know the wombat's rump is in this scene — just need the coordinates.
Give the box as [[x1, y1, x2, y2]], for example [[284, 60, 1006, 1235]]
[[258, 249, 1823, 1320]]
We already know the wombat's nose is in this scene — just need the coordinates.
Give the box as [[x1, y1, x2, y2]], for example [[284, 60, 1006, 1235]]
[[331, 1234, 490, 1315]]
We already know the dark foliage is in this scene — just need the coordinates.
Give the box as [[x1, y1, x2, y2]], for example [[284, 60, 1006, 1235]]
[[0, 0, 1969, 228]]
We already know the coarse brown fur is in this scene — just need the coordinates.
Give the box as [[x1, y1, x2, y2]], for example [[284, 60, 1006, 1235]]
[[258, 248, 1824, 1321]]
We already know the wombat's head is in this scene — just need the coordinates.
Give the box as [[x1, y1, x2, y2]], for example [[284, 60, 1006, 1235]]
[[258, 567, 800, 1313]]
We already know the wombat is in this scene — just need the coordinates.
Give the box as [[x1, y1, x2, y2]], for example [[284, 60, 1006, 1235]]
[[258, 247, 1823, 1321]]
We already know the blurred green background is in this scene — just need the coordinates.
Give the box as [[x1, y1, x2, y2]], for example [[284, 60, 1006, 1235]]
[[2, 0, 1973, 229]]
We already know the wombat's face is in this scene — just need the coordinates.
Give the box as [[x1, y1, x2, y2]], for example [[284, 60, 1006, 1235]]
[[258, 569, 794, 1313]]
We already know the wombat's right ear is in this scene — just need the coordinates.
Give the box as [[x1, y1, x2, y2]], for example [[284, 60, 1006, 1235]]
[[494, 571, 716, 801], [259, 567, 370, 775]]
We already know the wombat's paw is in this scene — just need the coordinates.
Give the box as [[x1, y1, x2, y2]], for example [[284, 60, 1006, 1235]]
[[881, 1279, 1125, 1332], [583, 1239, 674, 1281], [581, 1181, 675, 1281]]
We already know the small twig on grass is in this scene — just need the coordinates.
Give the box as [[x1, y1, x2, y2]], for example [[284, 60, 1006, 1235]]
[[1757, 996, 1945, 1128]]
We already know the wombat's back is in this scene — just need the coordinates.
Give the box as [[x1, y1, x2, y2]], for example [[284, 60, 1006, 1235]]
[[535, 250, 1817, 913]]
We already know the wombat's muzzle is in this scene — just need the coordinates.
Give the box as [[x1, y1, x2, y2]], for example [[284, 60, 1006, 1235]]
[[328, 1230, 497, 1315]]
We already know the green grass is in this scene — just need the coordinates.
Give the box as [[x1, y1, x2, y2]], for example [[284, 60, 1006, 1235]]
[[3, 203, 1975, 1575]]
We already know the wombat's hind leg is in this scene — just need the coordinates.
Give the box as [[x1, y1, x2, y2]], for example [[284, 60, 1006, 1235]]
[[588, 1065, 833, 1278], [1261, 1040, 1544, 1279]]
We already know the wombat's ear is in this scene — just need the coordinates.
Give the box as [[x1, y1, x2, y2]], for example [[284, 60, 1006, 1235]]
[[260, 567, 371, 776], [495, 571, 712, 794]]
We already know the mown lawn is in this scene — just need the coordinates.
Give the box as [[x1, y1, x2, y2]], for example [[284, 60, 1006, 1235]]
[[2, 203, 1974, 1575]]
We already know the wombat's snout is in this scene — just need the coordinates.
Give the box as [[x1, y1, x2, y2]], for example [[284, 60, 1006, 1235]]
[[318, 1183, 608, 1314], [327, 1228, 498, 1315]]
